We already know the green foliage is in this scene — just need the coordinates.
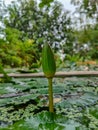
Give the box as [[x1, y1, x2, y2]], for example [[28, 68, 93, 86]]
[[4, 0, 73, 52], [73, 26, 98, 59], [39, 0, 54, 7], [1, 111, 86, 130], [0, 0, 76, 68], [1, 0, 98, 67], [0, 65, 11, 83], [66, 54, 83, 63], [70, 0, 98, 60], [0, 76, 98, 129], [71, 0, 98, 19], [0, 27, 39, 68]]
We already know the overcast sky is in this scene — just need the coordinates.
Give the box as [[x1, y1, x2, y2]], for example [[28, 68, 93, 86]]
[[60, 0, 75, 11]]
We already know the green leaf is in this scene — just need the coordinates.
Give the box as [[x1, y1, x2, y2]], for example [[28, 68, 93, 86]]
[[0, 111, 86, 130], [39, 0, 54, 8]]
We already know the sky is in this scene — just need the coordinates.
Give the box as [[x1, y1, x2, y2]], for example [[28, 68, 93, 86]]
[[4, 0, 75, 12], [60, 0, 75, 11]]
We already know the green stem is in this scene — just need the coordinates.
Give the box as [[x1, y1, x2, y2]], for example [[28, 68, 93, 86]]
[[48, 78, 54, 113]]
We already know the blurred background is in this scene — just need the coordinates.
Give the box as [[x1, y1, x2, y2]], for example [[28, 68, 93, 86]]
[[0, 0, 98, 70]]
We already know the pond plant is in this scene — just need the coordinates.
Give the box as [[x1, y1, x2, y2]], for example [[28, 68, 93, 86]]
[[42, 42, 56, 113]]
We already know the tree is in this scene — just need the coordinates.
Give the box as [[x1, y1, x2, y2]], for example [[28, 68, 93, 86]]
[[0, 27, 39, 67], [70, 0, 98, 59], [0, 0, 7, 37], [71, 0, 98, 19], [4, 0, 74, 53]]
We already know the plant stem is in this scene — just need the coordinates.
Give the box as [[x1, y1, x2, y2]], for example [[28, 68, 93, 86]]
[[48, 78, 54, 113]]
